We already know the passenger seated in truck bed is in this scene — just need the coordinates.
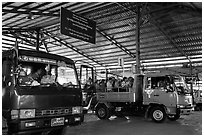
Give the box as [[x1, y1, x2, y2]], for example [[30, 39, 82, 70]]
[[111, 77, 134, 92]]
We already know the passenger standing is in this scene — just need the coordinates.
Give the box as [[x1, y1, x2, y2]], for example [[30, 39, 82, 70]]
[[127, 77, 134, 88], [100, 79, 106, 92], [107, 77, 113, 92], [112, 77, 116, 88], [114, 78, 121, 88], [127, 77, 134, 92], [95, 80, 100, 92], [121, 77, 128, 88]]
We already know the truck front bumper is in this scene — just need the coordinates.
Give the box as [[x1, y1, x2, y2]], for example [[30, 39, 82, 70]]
[[8, 114, 84, 134], [180, 108, 193, 115], [177, 105, 193, 115]]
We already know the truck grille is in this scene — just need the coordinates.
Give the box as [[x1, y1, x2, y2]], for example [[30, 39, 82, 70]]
[[35, 107, 72, 117]]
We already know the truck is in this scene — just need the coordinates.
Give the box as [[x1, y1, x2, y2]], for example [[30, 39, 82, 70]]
[[2, 49, 84, 134], [95, 73, 193, 123]]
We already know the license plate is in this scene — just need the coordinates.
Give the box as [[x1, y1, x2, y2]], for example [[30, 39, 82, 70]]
[[51, 117, 64, 127]]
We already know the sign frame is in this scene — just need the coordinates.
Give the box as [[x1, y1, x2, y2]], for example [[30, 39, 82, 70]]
[[60, 7, 96, 44]]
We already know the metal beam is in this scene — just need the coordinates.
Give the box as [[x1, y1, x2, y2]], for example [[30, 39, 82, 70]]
[[2, 9, 60, 17], [149, 18, 192, 62], [2, 3, 35, 22], [3, 4, 137, 60], [116, 3, 195, 67], [2, 2, 55, 27], [96, 28, 136, 59], [10, 33, 35, 46], [189, 2, 202, 13], [36, 28, 40, 51], [2, 2, 14, 8], [135, 5, 141, 74], [42, 30, 106, 68]]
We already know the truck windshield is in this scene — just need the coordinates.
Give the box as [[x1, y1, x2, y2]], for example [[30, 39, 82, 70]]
[[146, 76, 171, 89], [18, 61, 78, 87]]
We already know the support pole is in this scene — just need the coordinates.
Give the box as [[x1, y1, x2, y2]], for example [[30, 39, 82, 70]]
[[136, 5, 141, 74], [190, 62, 194, 105], [135, 4, 143, 107], [106, 69, 108, 80], [15, 36, 19, 50], [36, 28, 40, 51]]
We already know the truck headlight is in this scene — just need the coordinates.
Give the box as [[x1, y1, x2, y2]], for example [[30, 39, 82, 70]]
[[177, 105, 185, 109], [72, 107, 82, 114], [20, 109, 35, 119]]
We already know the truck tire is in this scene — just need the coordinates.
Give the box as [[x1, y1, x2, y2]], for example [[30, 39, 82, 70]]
[[167, 109, 180, 121], [96, 104, 111, 120], [150, 106, 166, 123]]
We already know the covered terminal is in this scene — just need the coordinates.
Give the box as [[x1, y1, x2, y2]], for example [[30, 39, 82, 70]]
[[2, 2, 202, 135]]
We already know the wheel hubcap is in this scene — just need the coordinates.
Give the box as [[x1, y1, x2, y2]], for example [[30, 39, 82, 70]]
[[153, 110, 163, 120], [98, 108, 106, 117]]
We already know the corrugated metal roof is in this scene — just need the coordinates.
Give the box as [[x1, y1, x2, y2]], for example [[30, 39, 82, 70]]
[[2, 2, 202, 77]]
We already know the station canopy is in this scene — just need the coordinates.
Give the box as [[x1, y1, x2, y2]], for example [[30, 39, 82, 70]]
[[2, 2, 202, 78]]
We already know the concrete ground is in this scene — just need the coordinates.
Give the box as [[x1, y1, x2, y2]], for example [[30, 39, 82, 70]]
[[178, 111, 202, 135], [63, 111, 202, 135]]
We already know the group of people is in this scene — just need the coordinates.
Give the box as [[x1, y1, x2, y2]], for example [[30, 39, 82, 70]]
[[94, 76, 134, 92]]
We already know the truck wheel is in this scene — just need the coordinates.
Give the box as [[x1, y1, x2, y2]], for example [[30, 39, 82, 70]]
[[96, 104, 111, 120], [150, 106, 166, 123]]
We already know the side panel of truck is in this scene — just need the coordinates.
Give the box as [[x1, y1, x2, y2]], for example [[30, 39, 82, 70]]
[[97, 92, 136, 102]]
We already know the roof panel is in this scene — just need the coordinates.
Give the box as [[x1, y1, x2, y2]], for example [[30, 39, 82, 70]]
[[2, 2, 202, 76]]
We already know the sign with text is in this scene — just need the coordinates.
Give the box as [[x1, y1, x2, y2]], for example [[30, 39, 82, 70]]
[[60, 7, 96, 44]]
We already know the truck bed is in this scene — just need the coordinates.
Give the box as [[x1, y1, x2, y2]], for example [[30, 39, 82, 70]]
[[96, 92, 136, 102]]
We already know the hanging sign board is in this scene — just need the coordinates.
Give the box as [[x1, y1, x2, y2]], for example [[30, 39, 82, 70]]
[[60, 7, 96, 44]]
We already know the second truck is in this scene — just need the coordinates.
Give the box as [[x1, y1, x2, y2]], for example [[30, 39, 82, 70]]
[[95, 73, 193, 123]]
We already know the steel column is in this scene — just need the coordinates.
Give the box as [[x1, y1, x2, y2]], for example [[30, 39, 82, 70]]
[[135, 5, 141, 74], [36, 28, 40, 51]]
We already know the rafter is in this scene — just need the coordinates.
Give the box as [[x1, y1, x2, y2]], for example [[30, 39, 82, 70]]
[[2, 9, 59, 17], [42, 30, 106, 68], [96, 28, 136, 59], [3, 3, 35, 22]]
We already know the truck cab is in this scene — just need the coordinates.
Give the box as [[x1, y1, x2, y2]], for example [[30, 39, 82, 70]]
[[2, 49, 84, 134], [143, 74, 178, 115]]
